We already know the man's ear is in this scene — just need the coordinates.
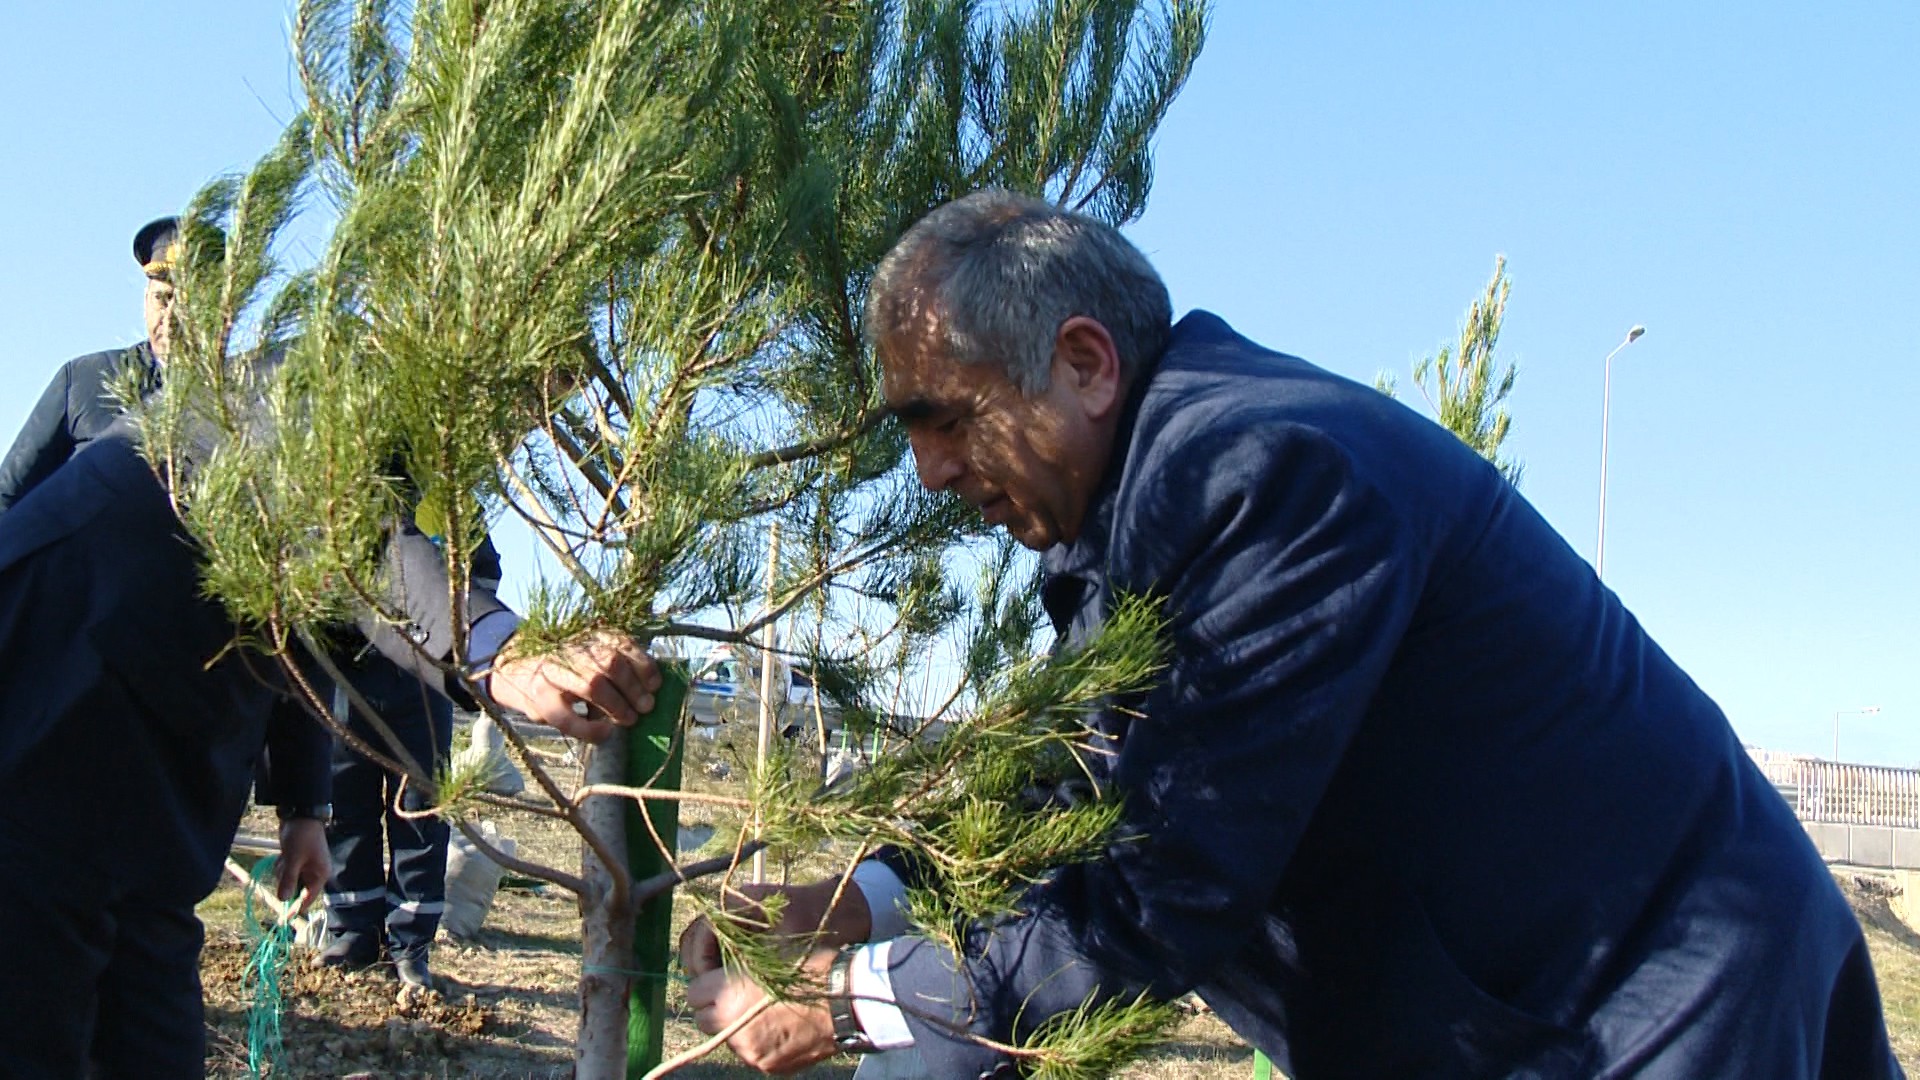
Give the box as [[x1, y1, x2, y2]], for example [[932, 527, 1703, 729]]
[[1053, 316, 1123, 419]]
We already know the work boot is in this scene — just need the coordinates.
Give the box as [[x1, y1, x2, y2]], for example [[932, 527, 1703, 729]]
[[314, 932, 380, 972], [392, 952, 439, 993]]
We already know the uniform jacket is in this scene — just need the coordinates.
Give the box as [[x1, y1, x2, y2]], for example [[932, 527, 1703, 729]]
[[878, 312, 1900, 1079], [0, 343, 159, 515]]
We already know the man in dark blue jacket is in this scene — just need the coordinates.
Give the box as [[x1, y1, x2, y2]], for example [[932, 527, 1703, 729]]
[[0, 424, 334, 1079], [683, 191, 1905, 1079]]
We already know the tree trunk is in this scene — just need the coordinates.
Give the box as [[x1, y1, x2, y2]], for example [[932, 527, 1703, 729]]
[[577, 729, 634, 1079]]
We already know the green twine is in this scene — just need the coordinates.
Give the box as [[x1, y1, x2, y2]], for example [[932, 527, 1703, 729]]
[[581, 963, 688, 984], [242, 855, 296, 1078]]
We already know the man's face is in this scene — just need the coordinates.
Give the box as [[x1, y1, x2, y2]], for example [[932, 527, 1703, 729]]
[[881, 319, 1118, 551], [143, 274, 175, 360]]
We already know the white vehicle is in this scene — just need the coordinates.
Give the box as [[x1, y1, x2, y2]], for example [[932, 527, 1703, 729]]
[[687, 644, 835, 735]]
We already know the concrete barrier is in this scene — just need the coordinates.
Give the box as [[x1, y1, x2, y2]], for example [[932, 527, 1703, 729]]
[[1803, 822, 1920, 870]]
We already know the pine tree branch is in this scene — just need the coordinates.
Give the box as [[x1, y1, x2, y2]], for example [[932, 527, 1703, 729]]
[[744, 409, 887, 469], [639, 995, 778, 1080], [473, 790, 573, 820], [454, 815, 589, 895], [630, 842, 771, 909], [275, 637, 418, 783], [293, 626, 436, 788], [573, 785, 755, 811], [495, 449, 600, 590], [653, 621, 757, 645]]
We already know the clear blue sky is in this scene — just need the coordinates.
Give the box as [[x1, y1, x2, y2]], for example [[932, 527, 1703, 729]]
[[2, 3, 1914, 763]]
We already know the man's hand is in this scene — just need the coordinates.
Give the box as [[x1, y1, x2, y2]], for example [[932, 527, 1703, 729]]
[[489, 630, 661, 742], [686, 947, 840, 1074], [276, 818, 330, 914], [680, 878, 874, 979]]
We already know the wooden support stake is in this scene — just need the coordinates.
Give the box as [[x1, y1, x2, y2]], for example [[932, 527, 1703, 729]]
[[752, 522, 780, 883], [224, 857, 293, 923]]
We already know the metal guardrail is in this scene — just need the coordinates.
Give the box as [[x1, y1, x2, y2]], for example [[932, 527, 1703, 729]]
[[1749, 749, 1920, 829]]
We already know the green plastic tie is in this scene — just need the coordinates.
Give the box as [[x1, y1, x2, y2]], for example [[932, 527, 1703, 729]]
[[242, 855, 296, 1078]]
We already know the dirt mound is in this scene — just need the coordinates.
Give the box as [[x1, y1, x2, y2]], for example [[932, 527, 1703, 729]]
[[1838, 871, 1920, 950]]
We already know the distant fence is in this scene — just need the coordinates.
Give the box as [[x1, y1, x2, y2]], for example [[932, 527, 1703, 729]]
[[1749, 749, 1920, 829]]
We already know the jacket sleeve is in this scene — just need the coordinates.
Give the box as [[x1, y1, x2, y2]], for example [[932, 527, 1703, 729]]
[[255, 693, 333, 809], [881, 419, 1427, 1074], [0, 362, 78, 517], [354, 522, 514, 709], [472, 531, 505, 592]]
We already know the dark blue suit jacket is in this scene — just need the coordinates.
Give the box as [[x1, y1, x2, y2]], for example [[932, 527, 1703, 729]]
[[0, 430, 299, 902], [880, 313, 1901, 1078], [0, 418, 504, 904]]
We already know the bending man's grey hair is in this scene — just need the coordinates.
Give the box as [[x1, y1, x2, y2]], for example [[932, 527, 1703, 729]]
[[865, 190, 1173, 394]]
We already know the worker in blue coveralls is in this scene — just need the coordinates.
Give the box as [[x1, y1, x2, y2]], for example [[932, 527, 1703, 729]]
[[0, 217, 661, 1078], [313, 532, 515, 991], [681, 190, 1905, 1079]]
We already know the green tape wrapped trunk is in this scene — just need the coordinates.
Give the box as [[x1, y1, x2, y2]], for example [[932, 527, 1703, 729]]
[[625, 662, 688, 1076]]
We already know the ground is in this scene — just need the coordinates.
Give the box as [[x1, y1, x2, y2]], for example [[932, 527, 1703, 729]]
[[198, 733, 1920, 1078], [1844, 874, 1920, 1069]]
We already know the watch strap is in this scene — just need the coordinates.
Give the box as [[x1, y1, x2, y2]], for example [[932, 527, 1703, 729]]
[[826, 946, 876, 1054]]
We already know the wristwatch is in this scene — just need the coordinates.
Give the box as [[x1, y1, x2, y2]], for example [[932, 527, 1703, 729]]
[[276, 803, 333, 825], [826, 946, 876, 1054]]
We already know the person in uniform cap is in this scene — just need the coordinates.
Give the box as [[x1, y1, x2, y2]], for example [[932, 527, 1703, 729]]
[[0, 216, 660, 1077], [0, 216, 183, 513], [5, 214, 520, 995]]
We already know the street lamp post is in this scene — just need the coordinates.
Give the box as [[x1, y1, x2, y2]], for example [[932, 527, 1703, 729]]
[[1833, 705, 1883, 763], [1595, 325, 1646, 581]]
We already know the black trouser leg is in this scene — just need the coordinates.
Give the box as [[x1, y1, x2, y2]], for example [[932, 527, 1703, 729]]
[[89, 897, 206, 1080], [0, 845, 204, 1080], [323, 656, 453, 961], [323, 712, 390, 960], [384, 695, 452, 958], [0, 842, 110, 1079]]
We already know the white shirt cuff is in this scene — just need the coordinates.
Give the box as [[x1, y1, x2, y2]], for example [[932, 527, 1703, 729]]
[[468, 610, 522, 695], [852, 860, 913, 941], [847, 940, 915, 1050]]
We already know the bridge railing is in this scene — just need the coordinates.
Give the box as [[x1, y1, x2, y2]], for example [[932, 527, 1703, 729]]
[[1749, 749, 1920, 828]]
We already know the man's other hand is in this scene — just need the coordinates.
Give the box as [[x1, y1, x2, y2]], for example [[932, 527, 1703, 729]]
[[686, 947, 839, 1074], [276, 818, 330, 914], [679, 878, 875, 979], [490, 631, 661, 742]]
